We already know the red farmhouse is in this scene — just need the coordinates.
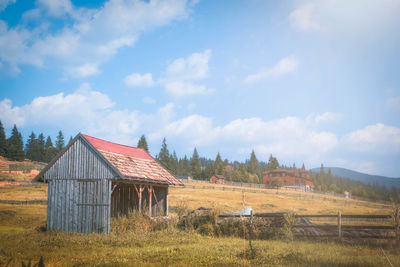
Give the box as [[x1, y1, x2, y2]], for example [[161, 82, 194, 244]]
[[263, 164, 313, 190], [210, 175, 225, 184]]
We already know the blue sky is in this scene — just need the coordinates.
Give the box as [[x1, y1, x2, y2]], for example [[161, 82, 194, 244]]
[[0, 0, 399, 177]]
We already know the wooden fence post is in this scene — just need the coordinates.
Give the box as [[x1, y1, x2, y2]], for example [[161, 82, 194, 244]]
[[396, 207, 399, 244], [338, 210, 342, 240]]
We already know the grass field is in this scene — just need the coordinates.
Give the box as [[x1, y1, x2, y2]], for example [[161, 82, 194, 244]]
[[0, 182, 399, 266]]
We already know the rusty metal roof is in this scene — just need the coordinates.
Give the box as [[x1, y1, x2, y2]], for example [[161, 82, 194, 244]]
[[83, 134, 181, 185]]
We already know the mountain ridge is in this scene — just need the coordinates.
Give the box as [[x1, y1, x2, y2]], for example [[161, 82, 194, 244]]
[[310, 167, 400, 189]]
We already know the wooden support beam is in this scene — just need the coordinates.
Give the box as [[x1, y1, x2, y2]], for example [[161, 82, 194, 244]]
[[149, 185, 153, 217], [338, 210, 342, 240], [152, 188, 158, 204], [166, 187, 169, 217], [111, 184, 118, 193], [138, 185, 144, 213]]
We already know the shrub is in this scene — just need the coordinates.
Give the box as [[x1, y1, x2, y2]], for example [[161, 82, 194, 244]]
[[280, 212, 297, 241], [198, 223, 215, 237], [111, 210, 159, 234]]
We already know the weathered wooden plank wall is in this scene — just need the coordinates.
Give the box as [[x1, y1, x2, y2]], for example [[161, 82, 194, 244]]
[[46, 138, 115, 234]]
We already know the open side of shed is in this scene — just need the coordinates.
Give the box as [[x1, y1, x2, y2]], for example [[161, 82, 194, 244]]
[[35, 133, 181, 234]]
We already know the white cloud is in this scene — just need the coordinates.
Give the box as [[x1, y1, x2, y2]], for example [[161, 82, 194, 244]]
[[341, 123, 400, 154], [152, 114, 339, 158], [0, 83, 140, 144], [289, 3, 321, 31], [244, 56, 299, 83], [311, 112, 342, 124], [387, 96, 400, 109], [0, 0, 15, 12], [166, 49, 211, 81], [0, 0, 191, 77], [289, 0, 400, 37], [143, 97, 156, 104], [65, 63, 100, 78], [36, 0, 73, 17], [162, 49, 213, 96], [124, 72, 154, 87], [164, 81, 213, 96]]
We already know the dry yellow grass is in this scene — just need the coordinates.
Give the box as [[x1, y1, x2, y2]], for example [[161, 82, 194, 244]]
[[0, 182, 398, 266], [0, 182, 391, 215], [0, 185, 47, 201], [169, 181, 391, 215]]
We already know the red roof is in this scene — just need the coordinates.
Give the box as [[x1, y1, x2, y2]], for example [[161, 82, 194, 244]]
[[82, 134, 181, 185], [83, 135, 153, 160]]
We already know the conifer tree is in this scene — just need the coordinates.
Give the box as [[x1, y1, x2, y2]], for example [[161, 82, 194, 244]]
[[214, 152, 223, 175], [25, 132, 36, 160], [44, 136, 58, 163], [0, 120, 6, 157], [248, 150, 260, 173], [7, 125, 24, 161], [157, 138, 171, 169], [37, 133, 45, 161], [179, 155, 191, 175], [267, 154, 279, 171], [137, 134, 149, 152], [170, 151, 179, 174], [45, 136, 53, 148], [55, 131, 65, 151], [68, 136, 73, 145], [191, 147, 201, 178]]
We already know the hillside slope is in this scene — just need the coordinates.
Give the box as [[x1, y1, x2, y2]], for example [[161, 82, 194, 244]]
[[310, 167, 400, 189]]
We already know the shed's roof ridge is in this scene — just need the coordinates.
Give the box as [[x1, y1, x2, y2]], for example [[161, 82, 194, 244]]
[[82, 133, 139, 150], [82, 133, 152, 160]]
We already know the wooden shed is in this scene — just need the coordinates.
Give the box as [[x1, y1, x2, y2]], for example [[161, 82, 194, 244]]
[[34, 133, 181, 234]]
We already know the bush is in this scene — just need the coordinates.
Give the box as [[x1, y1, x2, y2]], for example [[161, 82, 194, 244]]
[[111, 210, 172, 234], [280, 212, 297, 241]]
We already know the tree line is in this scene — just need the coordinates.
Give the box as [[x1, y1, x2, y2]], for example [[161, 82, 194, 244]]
[[0, 121, 70, 163], [1, 122, 398, 203], [310, 164, 399, 203], [138, 135, 281, 184], [139, 135, 398, 203]]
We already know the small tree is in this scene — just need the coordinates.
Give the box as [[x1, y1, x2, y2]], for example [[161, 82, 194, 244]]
[[267, 154, 279, 171], [45, 136, 53, 148], [248, 150, 260, 182], [137, 134, 149, 152], [55, 131, 65, 151], [271, 179, 283, 188], [191, 148, 201, 178], [214, 152, 223, 175], [7, 125, 24, 161], [25, 132, 36, 160], [0, 120, 6, 157], [157, 138, 171, 170], [37, 133, 45, 161], [44, 136, 57, 162]]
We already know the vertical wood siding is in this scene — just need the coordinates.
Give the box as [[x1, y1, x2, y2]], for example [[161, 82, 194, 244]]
[[46, 138, 115, 234]]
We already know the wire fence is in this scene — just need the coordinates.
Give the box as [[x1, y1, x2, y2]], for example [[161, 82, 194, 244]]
[[173, 182, 393, 210]]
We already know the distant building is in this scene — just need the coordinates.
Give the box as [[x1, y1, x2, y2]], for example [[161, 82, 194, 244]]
[[263, 164, 313, 190], [175, 175, 193, 181], [210, 174, 225, 184]]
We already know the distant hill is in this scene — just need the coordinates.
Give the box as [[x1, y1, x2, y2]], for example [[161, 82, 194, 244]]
[[310, 167, 400, 189]]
